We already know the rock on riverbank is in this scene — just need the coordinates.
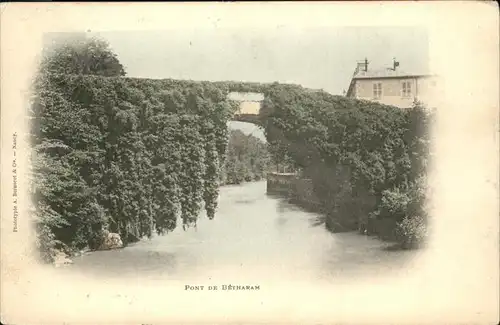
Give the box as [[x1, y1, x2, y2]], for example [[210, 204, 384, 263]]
[[98, 232, 123, 250], [51, 232, 123, 267]]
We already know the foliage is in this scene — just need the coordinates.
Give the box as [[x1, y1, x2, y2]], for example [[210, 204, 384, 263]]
[[395, 214, 428, 248], [32, 35, 296, 258], [33, 37, 280, 256], [31, 72, 246, 252], [261, 88, 432, 246], [40, 35, 126, 77], [222, 129, 270, 185], [392, 175, 428, 247]]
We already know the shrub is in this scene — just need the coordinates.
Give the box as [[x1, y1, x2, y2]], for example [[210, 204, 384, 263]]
[[376, 186, 412, 222], [395, 214, 428, 248]]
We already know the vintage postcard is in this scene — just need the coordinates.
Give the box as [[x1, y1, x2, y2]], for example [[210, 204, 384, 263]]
[[1, 2, 498, 324]]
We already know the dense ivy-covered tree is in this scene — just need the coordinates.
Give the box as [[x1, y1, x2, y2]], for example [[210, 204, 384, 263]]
[[31, 73, 243, 257], [31, 37, 237, 261], [261, 88, 431, 247]]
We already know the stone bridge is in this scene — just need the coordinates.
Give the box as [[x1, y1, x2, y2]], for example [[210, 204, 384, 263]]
[[227, 91, 265, 124]]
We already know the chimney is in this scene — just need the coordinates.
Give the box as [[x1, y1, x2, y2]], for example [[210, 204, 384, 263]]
[[356, 58, 369, 73], [393, 58, 400, 71]]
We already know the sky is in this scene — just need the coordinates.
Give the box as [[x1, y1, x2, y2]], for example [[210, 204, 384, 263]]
[[58, 27, 429, 141], [99, 26, 428, 95]]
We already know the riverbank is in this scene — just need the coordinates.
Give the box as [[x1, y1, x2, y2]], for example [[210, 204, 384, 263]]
[[49, 229, 128, 267], [266, 173, 423, 250]]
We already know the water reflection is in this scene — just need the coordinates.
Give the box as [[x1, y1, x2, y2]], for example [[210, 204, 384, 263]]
[[276, 198, 325, 228]]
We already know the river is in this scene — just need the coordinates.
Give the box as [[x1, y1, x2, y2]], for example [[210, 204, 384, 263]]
[[63, 181, 419, 284]]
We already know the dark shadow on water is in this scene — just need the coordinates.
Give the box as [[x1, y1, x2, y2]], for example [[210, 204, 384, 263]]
[[265, 192, 287, 199], [270, 193, 421, 257], [276, 198, 299, 213], [308, 215, 326, 228], [275, 197, 314, 213], [383, 242, 425, 251], [383, 243, 406, 251], [274, 197, 326, 228]]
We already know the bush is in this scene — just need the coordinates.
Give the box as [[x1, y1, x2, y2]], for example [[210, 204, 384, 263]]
[[376, 187, 412, 222], [35, 222, 60, 263], [369, 175, 428, 245], [395, 214, 428, 248]]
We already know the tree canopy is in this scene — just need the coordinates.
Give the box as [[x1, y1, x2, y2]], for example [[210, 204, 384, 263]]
[[261, 88, 432, 246], [40, 35, 126, 77]]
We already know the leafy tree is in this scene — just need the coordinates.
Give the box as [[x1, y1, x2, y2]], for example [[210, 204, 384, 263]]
[[40, 35, 126, 77], [221, 129, 270, 185]]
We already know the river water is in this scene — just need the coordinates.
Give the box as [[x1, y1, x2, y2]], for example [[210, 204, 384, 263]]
[[64, 181, 419, 284]]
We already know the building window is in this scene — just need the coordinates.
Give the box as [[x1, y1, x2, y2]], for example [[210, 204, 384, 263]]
[[373, 82, 382, 99], [402, 81, 412, 97]]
